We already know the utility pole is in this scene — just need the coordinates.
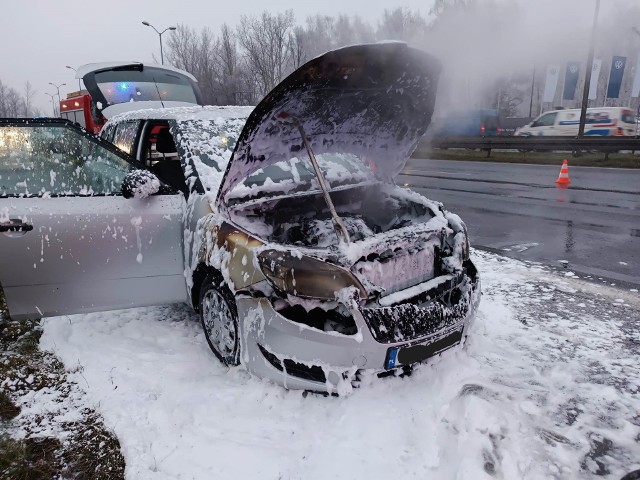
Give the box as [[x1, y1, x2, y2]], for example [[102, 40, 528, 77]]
[[578, 0, 600, 138], [632, 28, 640, 112], [528, 66, 535, 118]]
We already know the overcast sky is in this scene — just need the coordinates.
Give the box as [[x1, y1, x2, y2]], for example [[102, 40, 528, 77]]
[[1, 0, 637, 114], [1, 0, 437, 113]]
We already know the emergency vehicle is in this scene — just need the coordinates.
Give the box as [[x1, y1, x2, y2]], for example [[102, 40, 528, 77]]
[[59, 91, 106, 134], [515, 107, 636, 136]]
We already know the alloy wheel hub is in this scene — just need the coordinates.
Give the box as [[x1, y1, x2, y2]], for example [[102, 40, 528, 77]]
[[202, 289, 236, 357]]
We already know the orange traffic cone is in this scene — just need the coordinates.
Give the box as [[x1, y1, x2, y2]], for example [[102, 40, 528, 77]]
[[555, 159, 571, 185]]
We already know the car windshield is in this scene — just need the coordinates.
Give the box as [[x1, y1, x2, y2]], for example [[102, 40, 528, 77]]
[[227, 153, 375, 202], [175, 118, 375, 200], [172, 117, 246, 195]]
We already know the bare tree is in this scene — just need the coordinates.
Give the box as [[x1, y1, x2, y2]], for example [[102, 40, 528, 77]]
[[301, 15, 336, 60], [0, 80, 6, 116], [350, 15, 376, 45], [237, 10, 296, 96], [4, 89, 24, 117], [23, 81, 36, 116], [494, 81, 524, 117], [0, 79, 30, 117], [166, 24, 202, 75], [216, 24, 241, 104], [377, 8, 428, 43], [288, 25, 307, 70], [430, 0, 474, 21]]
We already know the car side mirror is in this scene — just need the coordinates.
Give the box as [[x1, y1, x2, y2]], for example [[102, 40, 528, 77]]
[[121, 169, 161, 199]]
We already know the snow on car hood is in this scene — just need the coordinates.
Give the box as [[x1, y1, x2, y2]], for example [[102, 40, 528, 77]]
[[216, 43, 441, 205]]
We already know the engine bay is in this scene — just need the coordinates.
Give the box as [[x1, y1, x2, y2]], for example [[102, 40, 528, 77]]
[[228, 183, 436, 248]]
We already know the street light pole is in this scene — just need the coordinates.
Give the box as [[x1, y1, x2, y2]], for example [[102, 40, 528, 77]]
[[48, 82, 66, 104], [66, 66, 82, 91], [142, 21, 176, 65], [45, 93, 56, 117]]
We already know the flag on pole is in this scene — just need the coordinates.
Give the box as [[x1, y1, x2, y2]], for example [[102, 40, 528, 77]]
[[606, 55, 626, 99], [543, 65, 560, 103], [562, 62, 580, 100], [588, 58, 602, 100], [631, 53, 640, 97]]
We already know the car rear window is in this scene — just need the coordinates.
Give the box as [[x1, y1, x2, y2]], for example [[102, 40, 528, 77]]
[[94, 67, 198, 106]]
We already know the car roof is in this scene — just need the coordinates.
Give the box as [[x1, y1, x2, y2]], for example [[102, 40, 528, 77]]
[[107, 105, 255, 124]]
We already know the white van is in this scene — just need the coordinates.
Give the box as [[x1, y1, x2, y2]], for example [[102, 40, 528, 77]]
[[515, 107, 637, 136]]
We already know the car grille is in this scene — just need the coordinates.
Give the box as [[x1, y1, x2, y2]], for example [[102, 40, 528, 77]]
[[361, 273, 473, 343], [353, 246, 437, 296]]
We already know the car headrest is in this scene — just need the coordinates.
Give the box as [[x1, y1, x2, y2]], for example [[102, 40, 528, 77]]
[[156, 128, 177, 154]]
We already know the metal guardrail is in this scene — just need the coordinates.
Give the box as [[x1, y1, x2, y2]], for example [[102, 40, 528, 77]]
[[428, 136, 640, 154]]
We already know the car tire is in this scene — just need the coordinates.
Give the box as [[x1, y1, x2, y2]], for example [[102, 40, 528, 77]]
[[199, 274, 240, 366]]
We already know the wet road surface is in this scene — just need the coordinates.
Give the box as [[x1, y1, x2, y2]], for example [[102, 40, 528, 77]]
[[398, 158, 640, 286]]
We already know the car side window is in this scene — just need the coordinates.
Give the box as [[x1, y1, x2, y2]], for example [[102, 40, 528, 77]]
[[0, 123, 135, 197], [100, 123, 116, 143], [532, 113, 557, 128], [112, 121, 140, 155]]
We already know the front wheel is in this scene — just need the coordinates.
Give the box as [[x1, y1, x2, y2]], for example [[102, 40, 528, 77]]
[[199, 275, 240, 366]]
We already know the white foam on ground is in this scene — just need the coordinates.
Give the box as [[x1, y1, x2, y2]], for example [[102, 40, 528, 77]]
[[39, 251, 640, 479]]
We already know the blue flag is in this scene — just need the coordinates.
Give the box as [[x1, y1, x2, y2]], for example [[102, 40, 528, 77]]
[[606, 56, 626, 98], [563, 62, 580, 100]]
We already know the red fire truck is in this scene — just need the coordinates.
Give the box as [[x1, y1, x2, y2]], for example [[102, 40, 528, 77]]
[[59, 91, 106, 134]]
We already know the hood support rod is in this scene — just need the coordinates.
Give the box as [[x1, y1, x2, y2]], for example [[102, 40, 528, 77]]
[[277, 113, 350, 244]]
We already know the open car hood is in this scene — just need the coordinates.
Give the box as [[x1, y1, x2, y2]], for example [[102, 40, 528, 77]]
[[216, 43, 441, 205], [79, 62, 203, 119]]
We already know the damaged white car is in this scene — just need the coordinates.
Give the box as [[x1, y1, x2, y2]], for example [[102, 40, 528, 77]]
[[0, 43, 479, 393]]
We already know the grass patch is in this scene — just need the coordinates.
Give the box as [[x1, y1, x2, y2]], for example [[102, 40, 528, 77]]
[[413, 148, 640, 168], [0, 298, 126, 479], [0, 435, 61, 480], [61, 411, 126, 479], [0, 390, 20, 420]]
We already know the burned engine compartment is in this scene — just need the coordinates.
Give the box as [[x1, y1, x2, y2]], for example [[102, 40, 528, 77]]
[[225, 181, 474, 342], [229, 183, 436, 248]]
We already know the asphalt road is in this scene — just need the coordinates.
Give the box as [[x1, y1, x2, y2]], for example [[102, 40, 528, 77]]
[[398, 158, 640, 286]]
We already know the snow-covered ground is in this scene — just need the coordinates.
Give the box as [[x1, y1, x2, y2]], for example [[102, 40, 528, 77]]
[[39, 251, 640, 479]]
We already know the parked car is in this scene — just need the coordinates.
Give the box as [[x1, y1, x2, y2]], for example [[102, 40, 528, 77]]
[[515, 107, 636, 136], [0, 43, 480, 393], [432, 109, 501, 137]]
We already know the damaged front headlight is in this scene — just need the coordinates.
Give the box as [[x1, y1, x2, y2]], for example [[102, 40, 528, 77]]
[[257, 249, 367, 301]]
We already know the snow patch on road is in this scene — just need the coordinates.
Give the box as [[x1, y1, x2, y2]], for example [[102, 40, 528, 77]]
[[39, 251, 640, 479]]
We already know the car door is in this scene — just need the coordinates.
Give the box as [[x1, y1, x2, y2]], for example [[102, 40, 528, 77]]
[[529, 112, 558, 136], [0, 119, 187, 319], [555, 111, 577, 136]]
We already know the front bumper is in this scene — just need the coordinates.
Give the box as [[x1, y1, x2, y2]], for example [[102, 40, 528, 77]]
[[237, 260, 481, 393]]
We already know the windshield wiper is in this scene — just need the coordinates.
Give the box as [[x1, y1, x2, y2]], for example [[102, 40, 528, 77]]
[[275, 112, 351, 244]]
